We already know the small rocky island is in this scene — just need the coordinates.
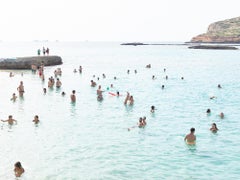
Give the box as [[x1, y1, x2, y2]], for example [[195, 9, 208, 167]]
[[191, 16, 240, 43], [188, 45, 238, 50], [0, 56, 62, 69]]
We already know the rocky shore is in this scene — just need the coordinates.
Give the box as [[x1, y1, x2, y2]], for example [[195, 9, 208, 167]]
[[0, 56, 62, 69], [191, 16, 240, 43]]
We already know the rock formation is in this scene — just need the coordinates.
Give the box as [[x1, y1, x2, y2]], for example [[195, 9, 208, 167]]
[[0, 56, 62, 69], [191, 16, 240, 43]]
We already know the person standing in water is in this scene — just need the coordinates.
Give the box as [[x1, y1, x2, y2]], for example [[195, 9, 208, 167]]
[[184, 128, 196, 145], [17, 81, 25, 97], [14, 162, 25, 177], [56, 78, 62, 88], [71, 90, 76, 103]]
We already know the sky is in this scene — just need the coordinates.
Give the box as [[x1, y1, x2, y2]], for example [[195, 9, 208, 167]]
[[0, 0, 239, 42]]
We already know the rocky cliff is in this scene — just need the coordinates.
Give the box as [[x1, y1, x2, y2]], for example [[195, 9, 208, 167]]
[[0, 56, 62, 69], [191, 17, 240, 43]]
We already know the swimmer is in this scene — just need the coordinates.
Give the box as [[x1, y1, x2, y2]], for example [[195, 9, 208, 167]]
[[129, 96, 134, 105], [17, 81, 24, 97], [142, 116, 147, 126], [91, 80, 97, 87], [73, 69, 77, 73], [48, 78, 54, 88], [184, 128, 196, 145], [181, 77, 184, 80], [124, 92, 130, 105], [210, 123, 218, 132], [127, 70, 130, 74], [138, 117, 144, 128], [102, 74, 106, 78], [146, 64, 151, 68], [210, 96, 217, 100], [43, 88, 47, 94], [152, 75, 156, 80], [116, 91, 120, 97], [79, 66, 82, 73], [11, 93, 17, 101], [114, 76, 117, 80], [219, 112, 224, 119], [218, 84, 222, 88], [61, 92, 66, 96], [164, 68, 166, 72], [134, 70, 137, 74], [97, 85, 104, 96], [56, 78, 62, 88], [9, 72, 14, 77], [32, 115, 40, 124], [71, 90, 76, 103], [110, 84, 113, 88], [206, 109, 211, 114], [165, 75, 168, 80], [1, 115, 17, 125], [150, 106, 155, 113], [162, 85, 165, 89], [14, 162, 25, 177]]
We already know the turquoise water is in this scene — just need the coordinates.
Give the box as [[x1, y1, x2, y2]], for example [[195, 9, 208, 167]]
[[0, 42, 240, 179]]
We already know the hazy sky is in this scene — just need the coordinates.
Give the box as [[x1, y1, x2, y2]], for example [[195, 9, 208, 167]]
[[0, 0, 239, 42]]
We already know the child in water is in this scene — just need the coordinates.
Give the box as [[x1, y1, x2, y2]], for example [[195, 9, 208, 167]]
[[14, 162, 25, 177]]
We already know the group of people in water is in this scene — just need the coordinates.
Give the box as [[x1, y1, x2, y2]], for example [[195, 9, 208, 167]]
[[184, 85, 224, 145], [4, 61, 227, 177]]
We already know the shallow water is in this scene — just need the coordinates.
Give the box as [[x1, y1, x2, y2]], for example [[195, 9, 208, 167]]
[[0, 42, 240, 179]]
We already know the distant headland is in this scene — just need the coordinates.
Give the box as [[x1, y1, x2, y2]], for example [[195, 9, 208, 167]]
[[191, 16, 240, 43], [0, 56, 62, 69]]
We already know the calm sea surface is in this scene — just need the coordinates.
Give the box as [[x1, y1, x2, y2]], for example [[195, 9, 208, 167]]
[[0, 42, 240, 179]]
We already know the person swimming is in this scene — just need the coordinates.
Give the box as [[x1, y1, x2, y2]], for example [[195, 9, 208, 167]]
[[1, 115, 17, 125], [61, 92, 66, 96], [206, 109, 211, 114], [43, 88, 47, 94], [33, 115, 40, 124], [219, 112, 224, 119], [14, 161, 25, 177], [218, 84, 222, 88], [210, 123, 218, 133], [11, 93, 17, 101], [150, 106, 155, 113], [91, 80, 97, 87], [184, 128, 196, 145]]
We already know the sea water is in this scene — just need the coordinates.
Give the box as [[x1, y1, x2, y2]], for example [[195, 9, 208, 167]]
[[0, 42, 240, 179]]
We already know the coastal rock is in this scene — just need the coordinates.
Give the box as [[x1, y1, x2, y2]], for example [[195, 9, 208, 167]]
[[121, 42, 148, 46], [191, 17, 240, 43], [0, 56, 62, 69], [188, 45, 238, 50]]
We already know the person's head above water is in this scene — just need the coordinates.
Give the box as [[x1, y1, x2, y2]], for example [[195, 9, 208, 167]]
[[15, 162, 22, 168], [190, 127, 195, 133], [206, 109, 211, 113]]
